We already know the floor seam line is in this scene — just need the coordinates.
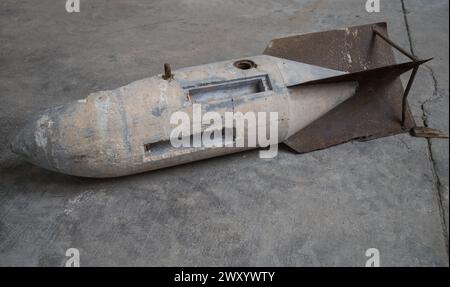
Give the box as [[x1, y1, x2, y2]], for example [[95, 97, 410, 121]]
[[401, 0, 449, 256]]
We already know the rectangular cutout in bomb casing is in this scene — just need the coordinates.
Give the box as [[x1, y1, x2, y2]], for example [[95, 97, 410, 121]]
[[186, 75, 272, 103]]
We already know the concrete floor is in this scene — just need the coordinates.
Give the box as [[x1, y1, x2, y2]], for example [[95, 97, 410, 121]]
[[0, 0, 448, 266]]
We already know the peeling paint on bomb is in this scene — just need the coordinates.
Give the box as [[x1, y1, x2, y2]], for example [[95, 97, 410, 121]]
[[347, 54, 352, 64], [12, 54, 356, 178], [34, 115, 50, 149], [11, 23, 430, 178]]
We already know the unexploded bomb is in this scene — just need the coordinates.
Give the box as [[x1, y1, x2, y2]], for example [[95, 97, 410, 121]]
[[11, 23, 437, 178]]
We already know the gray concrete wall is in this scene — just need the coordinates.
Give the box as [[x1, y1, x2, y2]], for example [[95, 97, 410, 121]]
[[0, 0, 448, 266]]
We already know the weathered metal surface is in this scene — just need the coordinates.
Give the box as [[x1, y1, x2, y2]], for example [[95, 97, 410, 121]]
[[11, 22, 432, 178], [11, 55, 356, 177], [264, 22, 422, 153]]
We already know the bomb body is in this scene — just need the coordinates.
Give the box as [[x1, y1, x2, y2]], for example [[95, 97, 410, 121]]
[[12, 55, 356, 177]]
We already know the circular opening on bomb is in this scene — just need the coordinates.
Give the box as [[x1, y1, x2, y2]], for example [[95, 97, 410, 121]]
[[233, 59, 256, 70]]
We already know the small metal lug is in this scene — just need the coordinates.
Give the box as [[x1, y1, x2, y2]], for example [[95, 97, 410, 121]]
[[162, 63, 173, 80]]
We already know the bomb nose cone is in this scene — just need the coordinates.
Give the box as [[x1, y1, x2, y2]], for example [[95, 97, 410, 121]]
[[11, 119, 37, 158], [11, 108, 62, 171]]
